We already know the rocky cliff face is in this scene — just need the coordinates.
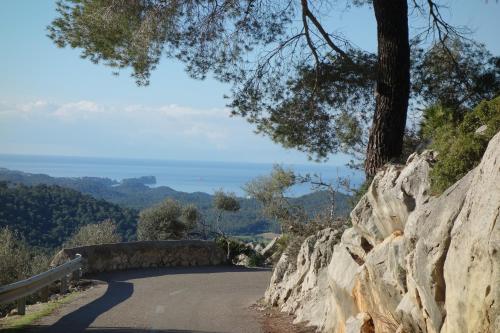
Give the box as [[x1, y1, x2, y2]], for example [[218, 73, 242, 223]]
[[265, 132, 500, 333]]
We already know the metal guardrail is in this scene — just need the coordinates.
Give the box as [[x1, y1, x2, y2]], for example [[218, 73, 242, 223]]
[[0, 254, 82, 315]]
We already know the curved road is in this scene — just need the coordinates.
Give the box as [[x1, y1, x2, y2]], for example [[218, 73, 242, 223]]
[[26, 266, 272, 333]]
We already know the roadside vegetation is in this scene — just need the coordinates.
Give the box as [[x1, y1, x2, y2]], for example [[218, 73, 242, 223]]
[[0, 227, 51, 317], [0, 173, 352, 247], [137, 199, 200, 241], [242, 165, 350, 268], [64, 219, 122, 248], [0, 290, 80, 332], [422, 96, 500, 193], [0, 182, 137, 248]]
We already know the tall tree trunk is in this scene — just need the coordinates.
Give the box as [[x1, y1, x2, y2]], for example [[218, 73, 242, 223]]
[[365, 0, 410, 177]]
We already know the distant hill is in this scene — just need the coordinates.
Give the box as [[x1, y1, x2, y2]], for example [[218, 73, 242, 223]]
[[0, 168, 352, 238], [0, 182, 138, 248]]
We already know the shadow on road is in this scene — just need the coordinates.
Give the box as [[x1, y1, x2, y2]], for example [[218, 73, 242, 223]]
[[23, 266, 271, 333], [24, 280, 133, 333]]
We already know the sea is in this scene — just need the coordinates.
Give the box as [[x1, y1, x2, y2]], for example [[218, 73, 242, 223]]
[[0, 154, 364, 196]]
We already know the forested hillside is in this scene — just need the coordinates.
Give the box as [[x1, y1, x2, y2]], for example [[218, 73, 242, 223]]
[[0, 169, 352, 247], [0, 182, 138, 248], [0, 168, 351, 233]]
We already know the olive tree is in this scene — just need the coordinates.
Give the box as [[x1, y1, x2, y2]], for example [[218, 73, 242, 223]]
[[212, 190, 240, 259], [243, 165, 300, 227], [213, 190, 240, 235], [64, 219, 122, 247], [137, 198, 200, 240]]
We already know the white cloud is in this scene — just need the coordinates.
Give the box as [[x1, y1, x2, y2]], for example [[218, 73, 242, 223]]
[[0, 100, 51, 116], [18, 100, 49, 113], [0, 98, 351, 165], [0, 99, 237, 154], [53, 100, 102, 118], [123, 103, 230, 119], [1, 100, 229, 122]]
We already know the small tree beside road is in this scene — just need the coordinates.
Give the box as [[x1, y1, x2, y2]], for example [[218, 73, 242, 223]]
[[137, 199, 201, 241], [64, 219, 122, 248], [213, 190, 240, 260]]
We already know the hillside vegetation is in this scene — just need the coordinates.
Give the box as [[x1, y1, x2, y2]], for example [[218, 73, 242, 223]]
[[0, 182, 137, 248], [0, 169, 352, 237], [423, 96, 500, 193]]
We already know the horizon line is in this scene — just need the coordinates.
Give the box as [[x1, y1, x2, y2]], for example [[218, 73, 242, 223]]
[[0, 152, 355, 170]]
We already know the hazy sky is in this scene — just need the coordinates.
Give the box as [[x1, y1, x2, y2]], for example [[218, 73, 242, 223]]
[[0, 0, 499, 164]]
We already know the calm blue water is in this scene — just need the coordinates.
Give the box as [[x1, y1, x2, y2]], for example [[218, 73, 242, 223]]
[[0, 154, 363, 196]]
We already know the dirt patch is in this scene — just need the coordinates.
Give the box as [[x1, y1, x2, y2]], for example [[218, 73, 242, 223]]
[[252, 303, 317, 333]]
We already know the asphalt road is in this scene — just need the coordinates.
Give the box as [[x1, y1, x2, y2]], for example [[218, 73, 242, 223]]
[[25, 266, 272, 333]]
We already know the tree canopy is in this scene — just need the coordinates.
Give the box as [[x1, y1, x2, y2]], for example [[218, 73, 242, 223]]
[[64, 219, 122, 247], [48, 0, 499, 175], [212, 190, 241, 236], [137, 198, 200, 240], [0, 182, 138, 248]]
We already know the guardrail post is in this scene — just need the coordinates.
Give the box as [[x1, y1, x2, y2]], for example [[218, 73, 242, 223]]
[[17, 297, 26, 315], [60, 276, 68, 294], [40, 286, 49, 302]]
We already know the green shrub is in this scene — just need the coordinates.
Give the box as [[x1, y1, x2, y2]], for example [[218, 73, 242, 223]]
[[0, 227, 32, 286], [0, 227, 51, 317], [137, 199, 199, 240], [247, 252, 265, 267], [64, 219, 122, 248], [428, 96, 500, 193], [420, 104, 459, 141], [275, 234, 290, 253], [215, 236, 250, 261]]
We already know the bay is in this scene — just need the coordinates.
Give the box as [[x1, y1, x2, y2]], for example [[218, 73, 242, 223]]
[[0, 154, 363, 196]]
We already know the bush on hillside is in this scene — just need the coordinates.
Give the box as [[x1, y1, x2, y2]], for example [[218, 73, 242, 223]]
[[0, 227, 33, 286], [426, 96, 500, 193], [419, 104, 459, 141], [137, 199, 200, 240], [244, 165, 351, 269], [247, 251, 266, 267], [64, 219, 122, 248], [0, 227, 51, 316]]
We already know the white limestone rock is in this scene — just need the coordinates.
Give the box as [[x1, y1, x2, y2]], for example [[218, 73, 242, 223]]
[[264, 131, 500, 333]]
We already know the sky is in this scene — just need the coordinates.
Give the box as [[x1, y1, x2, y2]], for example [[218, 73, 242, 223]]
[[0, 0, 499, 165]]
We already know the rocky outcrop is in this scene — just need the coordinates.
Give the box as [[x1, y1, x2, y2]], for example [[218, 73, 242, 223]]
[[266, 228, 345, 330], [265, 132, 500, 333], [51, 240, 227, 274]]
